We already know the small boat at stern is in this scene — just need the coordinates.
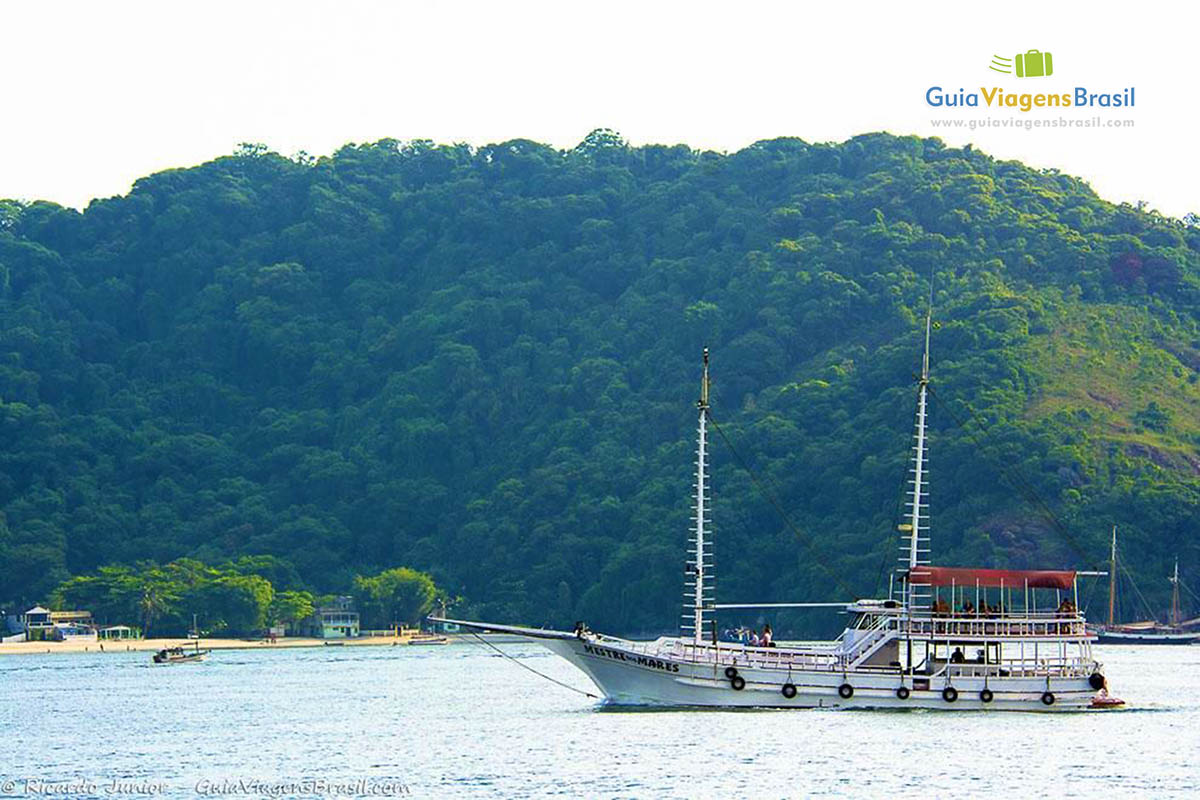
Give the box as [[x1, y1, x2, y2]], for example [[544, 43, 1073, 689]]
[[438, 318, 1115, 710]]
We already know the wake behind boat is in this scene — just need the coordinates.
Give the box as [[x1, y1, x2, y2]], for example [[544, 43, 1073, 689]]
[[439, 320, 1116, 710]]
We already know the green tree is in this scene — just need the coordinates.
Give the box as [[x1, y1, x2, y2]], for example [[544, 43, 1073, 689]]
[[138, 570, 181, 637], [269, 590, 315, 632], [198, 574, 274, 635], [353, 568, 439, 628]]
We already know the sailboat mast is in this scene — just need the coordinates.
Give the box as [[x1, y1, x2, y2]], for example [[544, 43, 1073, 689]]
[[1108, 525, 1117, 628], [1170, 558, 1180, 626], [906, 311, 932, 571], [690, 349, 712, 645]]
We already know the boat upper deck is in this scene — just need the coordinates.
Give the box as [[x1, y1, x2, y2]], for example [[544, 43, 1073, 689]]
[[590, 602, 1096, 678]]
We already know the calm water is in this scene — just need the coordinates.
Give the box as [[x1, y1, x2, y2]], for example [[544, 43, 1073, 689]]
[[2, 642, 1198, 798]]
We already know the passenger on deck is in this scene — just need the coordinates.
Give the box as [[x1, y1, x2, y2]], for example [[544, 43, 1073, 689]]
[[961, 600, 975, 616], [950, 647, 966, 663], [1057, 598, 1076, 616], [749, 630, 761, 647], [933, 599, 950, 615], [762, 624, 774, 647]]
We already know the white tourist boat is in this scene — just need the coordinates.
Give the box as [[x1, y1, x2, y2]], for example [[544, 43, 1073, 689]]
[[438, 318, 1115, 710]]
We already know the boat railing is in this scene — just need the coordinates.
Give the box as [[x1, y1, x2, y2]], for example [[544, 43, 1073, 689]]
[[663, 640, 842, 672], [936, 656, 1094, 680], [900, 613, 1087, 638]]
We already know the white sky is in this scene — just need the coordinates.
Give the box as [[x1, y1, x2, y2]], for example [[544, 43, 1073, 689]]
[[3, 0, 1196, 217]]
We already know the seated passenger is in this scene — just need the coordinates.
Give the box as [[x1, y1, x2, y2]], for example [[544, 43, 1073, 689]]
[[762, 624, 774, 647], [950, 647, 966, 663]]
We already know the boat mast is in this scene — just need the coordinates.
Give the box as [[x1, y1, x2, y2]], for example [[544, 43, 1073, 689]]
[[1108, 525, 1117, 627], [1170, 558, 1180, 626], [683, 349, 714, 644], [901, 310, 933, 614], [907, 310, 932, 571]]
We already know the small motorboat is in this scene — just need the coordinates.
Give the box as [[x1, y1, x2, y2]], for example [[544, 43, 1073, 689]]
[[408, 634, 451, 646], [152, 644, 209, 664], [1091, 694, 1126, 709]]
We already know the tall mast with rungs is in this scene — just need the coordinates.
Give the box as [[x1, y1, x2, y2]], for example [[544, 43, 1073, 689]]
[[682, 349, 714, 643], [902, 311, 933, 612]]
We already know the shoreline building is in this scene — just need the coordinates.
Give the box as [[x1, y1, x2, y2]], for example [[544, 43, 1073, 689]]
[[304, 597, 360, 639]]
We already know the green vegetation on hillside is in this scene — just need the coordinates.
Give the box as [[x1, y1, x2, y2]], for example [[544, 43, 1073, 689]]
[[50, 559, 438, 636], [1, 131, 1198, 633]]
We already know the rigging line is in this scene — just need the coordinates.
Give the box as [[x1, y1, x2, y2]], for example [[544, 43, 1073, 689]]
[[1117, 559, 1159, 622], [1078, 570, 1100, 616], [467, 632, 599, 699], [1181, 578, 1200, 604], [924, 383, 1101, 570], [873, 391, 924, 597], [706, 411, 860, 601]]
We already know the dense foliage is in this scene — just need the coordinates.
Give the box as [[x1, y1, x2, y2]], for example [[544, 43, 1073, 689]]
[[52, 558, 277, 637], [353, 567, 439, 627], [2, 131, 1198, 634], [49, 557, 437, 636]]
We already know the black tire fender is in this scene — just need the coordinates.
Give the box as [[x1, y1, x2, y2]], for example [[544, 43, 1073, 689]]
[[838, 683, 854, 699], [724, 666, 739, 679], [781, 682, 797, 699], [980, 688, 994, 703], [730, 675, 746, 691], [942, 686, 958, 703], [896, 686, 910, 700], [1041, 691, 1055, 706]]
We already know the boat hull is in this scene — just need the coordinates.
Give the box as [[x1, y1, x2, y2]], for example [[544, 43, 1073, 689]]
[[541, 638, 1097, 711], [1095, 630, 1200, 645], [152, 653, 208, 664]]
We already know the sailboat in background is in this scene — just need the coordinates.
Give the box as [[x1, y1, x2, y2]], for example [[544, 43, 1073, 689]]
[[1093, 527, 1200, 645]]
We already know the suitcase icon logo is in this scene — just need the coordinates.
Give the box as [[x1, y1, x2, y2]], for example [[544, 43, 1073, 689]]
[[989, 50, 1054, 78]]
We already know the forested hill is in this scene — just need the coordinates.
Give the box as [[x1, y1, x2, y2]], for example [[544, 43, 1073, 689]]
[[2, 130, 1198, 633]]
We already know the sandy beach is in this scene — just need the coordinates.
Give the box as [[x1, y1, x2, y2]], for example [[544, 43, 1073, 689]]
[[0, 633, 433, 656]]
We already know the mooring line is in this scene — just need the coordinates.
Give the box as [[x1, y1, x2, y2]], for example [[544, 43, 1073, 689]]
[[468, 633, 599, 699]]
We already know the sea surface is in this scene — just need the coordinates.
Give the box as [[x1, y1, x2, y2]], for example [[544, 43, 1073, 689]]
[[2, 641, 1198, 799]]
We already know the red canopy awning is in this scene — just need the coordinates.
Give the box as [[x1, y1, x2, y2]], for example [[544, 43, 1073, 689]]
[[909, 566, 1076, 590]]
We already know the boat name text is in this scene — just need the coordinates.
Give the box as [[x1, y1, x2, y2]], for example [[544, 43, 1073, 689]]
[[583, 644, 680, 672]]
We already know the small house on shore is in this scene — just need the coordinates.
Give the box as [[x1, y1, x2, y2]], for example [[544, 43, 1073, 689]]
[[303, 596, 360, 638], [25, 607, 97, 641], [99, 625, 139, 641], [23, 606, 53, 640]]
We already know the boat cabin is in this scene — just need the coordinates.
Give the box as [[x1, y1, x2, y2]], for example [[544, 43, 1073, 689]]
[[829, 565, 1094, 678]]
